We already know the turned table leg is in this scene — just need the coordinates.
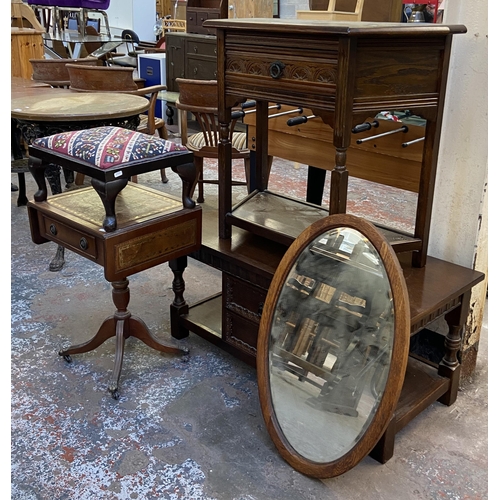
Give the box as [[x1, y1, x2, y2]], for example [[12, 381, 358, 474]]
[[438, 290, 472, 406], [169, 256, 190, 340]]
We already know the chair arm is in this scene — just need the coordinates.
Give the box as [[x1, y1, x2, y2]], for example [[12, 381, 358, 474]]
[[144, 48, 166, 53], [130, 85, 168, 135], [132, 85, 168, 97]]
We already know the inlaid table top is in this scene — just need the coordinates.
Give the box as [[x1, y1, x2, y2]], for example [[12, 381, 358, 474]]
[[11, 93, 150, 122]]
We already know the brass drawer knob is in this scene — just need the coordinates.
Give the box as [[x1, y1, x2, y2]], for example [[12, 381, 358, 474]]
[[270, 61, 285, 79], [79, 238, 88, 250], [49, 224, 57, 236]]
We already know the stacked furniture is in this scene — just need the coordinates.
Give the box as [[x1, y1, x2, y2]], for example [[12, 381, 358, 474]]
[[186, 0, 222, 35], [165, 0, 273, 92], [27, 0, 111, 36], [165, 32, 217, 92], [26, 126, 201, 399]]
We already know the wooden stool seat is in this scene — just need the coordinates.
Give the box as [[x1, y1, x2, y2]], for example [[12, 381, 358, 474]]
[[28, 126, 197, 233], [27, 183, 202, 398]]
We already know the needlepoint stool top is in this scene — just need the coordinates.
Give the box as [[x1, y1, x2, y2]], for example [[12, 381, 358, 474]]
[[32, 126, 189, 170]]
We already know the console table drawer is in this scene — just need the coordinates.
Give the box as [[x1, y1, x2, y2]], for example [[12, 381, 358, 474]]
[[224, 311, 258, 356], [224, 35, 338, 109], [224, 274, 267, 324]]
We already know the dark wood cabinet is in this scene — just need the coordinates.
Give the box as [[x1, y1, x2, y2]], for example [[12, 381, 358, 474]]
[[186, 0, 223, 35], [165, 32, 217, 92]]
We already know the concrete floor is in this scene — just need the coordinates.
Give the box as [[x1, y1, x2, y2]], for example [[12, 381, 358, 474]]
[[11, 145, 488, 499]]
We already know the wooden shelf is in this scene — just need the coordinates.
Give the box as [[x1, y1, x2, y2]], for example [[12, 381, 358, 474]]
[[394, 356, 450, 433], [181, 293, 222, 339], [227, 191, 421, 252]]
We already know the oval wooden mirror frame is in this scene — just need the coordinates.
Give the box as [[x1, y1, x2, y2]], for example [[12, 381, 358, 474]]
[[257, 214, 410, 478]]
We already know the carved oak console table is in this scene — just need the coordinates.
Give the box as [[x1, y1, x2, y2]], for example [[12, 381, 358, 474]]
[[167, 20, 485, 476], [203, 19, 466, 268]]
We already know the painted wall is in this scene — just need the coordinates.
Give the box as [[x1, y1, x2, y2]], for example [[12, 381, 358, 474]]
[[428, 0, 488, 375], [106, 0, 157, 41]]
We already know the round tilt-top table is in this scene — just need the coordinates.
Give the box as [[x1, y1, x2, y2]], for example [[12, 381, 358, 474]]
[[12, 91, 150, 271], [11, 92, 149, 131]]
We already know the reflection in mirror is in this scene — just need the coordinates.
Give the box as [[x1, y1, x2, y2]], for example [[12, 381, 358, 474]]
[[269, 227, 395, 463]]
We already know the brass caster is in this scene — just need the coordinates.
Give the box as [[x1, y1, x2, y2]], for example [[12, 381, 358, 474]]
[[58, 351, 72, 363], [108, 385, 120, 400]]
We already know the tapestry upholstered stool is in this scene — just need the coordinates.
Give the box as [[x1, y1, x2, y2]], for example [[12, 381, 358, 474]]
[[28, 126, 198, 233], [27, 127, 202, 399]]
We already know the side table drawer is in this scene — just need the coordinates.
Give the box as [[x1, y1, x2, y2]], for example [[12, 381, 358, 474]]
[[27, 185, 203, 282], [38, 212, 98, 260]]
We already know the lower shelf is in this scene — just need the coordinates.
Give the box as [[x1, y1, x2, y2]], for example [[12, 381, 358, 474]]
[[179, 293, 258, 366], [227, 190, 421, 252], [395, 355, 450, 433], [179, 291, 451, 437], [182, 293, 222, 339]]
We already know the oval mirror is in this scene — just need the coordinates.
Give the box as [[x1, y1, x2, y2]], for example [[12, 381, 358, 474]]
[[257, 214, 410, 478]]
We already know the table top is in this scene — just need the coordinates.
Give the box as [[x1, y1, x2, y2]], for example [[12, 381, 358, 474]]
[[11, 92, 150, 122], [203, 19, 467, 36]]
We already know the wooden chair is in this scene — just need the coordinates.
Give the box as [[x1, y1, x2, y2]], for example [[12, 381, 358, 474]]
[[29, 57, 98, 87], [66, 63, 169, 183], [12, 0, 46, 30], [297, 0, 365, 21], [162, 17, 187, 35], [175, 78, 251, 203]]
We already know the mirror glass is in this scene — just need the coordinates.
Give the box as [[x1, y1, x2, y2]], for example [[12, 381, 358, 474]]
[[268, 227, 395, 463]]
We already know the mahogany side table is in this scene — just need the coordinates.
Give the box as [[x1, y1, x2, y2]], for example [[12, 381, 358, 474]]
[[26, 127, 203, 401], [28, 183, 202, 398]]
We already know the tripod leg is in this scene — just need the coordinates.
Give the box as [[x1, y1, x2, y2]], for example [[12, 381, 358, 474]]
[[108, 319, 126, 400], [129, 316, 189, 356], [58, 315, 116, 361]]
